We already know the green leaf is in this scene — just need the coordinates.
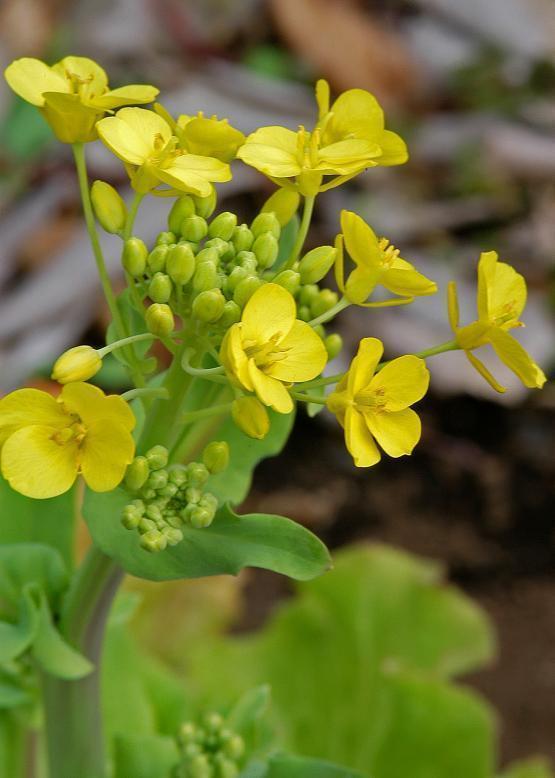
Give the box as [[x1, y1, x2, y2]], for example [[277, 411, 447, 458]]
[[113, 733, 178, 778], [0, 588, 39, 663], [227, 685, 272, 756], [274, 215, 300, 271], [0, 666, 32, 710], [84, 493, 331, 582], [267, 753, 367, 777], [106, 289, 150, 369], [0, 544, 68, 608], [0, 475, 75, 567], [499, 759, 554, 778]]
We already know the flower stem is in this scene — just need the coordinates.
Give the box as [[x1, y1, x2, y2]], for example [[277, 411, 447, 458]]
[[291, 391, 327, 405], [308, 297, 350, 328], [282, 194, 315, 270], [98, 331, 154, 358], [121, 386, 169, 402], [180, 402, 233, 425]]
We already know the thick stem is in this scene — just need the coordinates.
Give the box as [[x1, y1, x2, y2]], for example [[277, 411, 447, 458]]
[[42, 548, 123, 778]]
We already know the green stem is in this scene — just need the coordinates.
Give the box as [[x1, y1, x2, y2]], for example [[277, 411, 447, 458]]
[[282, 195, 315, 270], [308, 297, 350, 328], [123, 192, 144, 240], [291, 391, 327, 405], [298, 373, 343, 391], [98, 331, 154, 358], [43, 547, 123, 778], [412, 339, 459, 360], [122, 387, 169, 402], [180, 403, 232, 424]]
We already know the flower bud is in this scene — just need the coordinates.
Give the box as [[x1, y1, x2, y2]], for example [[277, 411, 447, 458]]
[[297, 305, 311, 322], [145, 303, 174, 337], [202, 441, 229, 474], [325, 333, 343, 360], [252, 232, 279, 269], [273, 269, 301, 296], [231, 224, 254, 253], [178, 722, 198, 746], [124, 456, 150, 491], [218, 300, 241, 328], [232, 397, 270, 439], [121, 506, 141, 530], [227, 266, 248, 293], [122, 237, 148, 277], [148, 272, 173, 303], [91, 180, 127, 234], [193, 188, 217, 218], [168, 195, 196, 234], [140, 529, 167, 553], [51, 345, 101, 384], [188, 754, 212, 778], [222, 735, 245, 761], [233, 276, 263, 308], [251, 211, 280, 239], [193, 261, 219, 293], [235, 251, 257, 273], [167, 244, 195, 285], [192, 289, 225, 322], [181, 215, 208, 242], [196, 247, 220, 266], [204, 238, 228, 257], [261, 188, 300, 225], [156, 230, 176, 246], [214, 757, 239, 778], [145, 445, 169, 471], [147, 244, 169, 274], [311, 289, 338, 317], [299, 284, 319, 307], [147, 469, 168, 490], [162, 526, 183, 546], [208, 211, 237, 241], [298, 245, 336, 284], [189, 506, 215, 529]]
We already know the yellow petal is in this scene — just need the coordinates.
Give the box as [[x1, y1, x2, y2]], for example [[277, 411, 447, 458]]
[[4, 58, 69, 106], [98, 107, 171, 164], [237, 127, 300, 177], [247, 361, 293, 414], [221, 326, 253, 391], [370, 356, 430, 411], [241, 283, 296, 343], [80, 420, 135, 492], [90, 84, 159, 110], [447, 281, 460, 331], [42, 92, 100, 143], [489, 262, 526, 325], [376, 130, 409, 165], [0, 388, 67, 447], [347, 337, 383, 395], [53, 56, 108, 100], [340, 210, 381, 269], [317, 139, 381, 172], [266, 320, 328, 383], [315, 79, 330, 119], [180, 117, 245, 162], [156, 154, 231, 195], [476, 250, 498, 320], [382, 267, 437, 297], [465, 350, 506, 394], [60, 383, 135, 431], [329, 89, 384, 138], [1, 425, 78, 499], [488, 329, 546, 389], [344, 407, 381, 467], [345, 266, 381, 304], [456, 320, 491, 351], [366, 407, 421, 458]]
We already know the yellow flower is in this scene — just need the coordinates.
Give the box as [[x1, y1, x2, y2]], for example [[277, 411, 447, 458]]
[[327, 338, 429, 467], [220, 284, 327, 413], [51, 345, 102, 384], [231, 396, 270, 440], [4, 56, 158, 144], [97, 108, 232, 195], [336, 210, 437, 306], [155, 104, 245, 162], [237, 79, 407, 196], [448, 251, 546, 393], [0, 383, 135, 499]]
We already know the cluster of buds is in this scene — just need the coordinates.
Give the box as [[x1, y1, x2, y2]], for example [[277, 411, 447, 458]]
[[121, 442, 228, 552], [174, 713, 245, 778]]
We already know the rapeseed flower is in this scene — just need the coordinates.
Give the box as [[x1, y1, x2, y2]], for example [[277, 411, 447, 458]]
[[154, 104, 245, 162], [0, 383, 135, 498], [336, 210, 437, 305], [4, 56, 158, 143], [326, 337, 429, 467], [448, 251, 546, 392], [97, 107, 231, 195], [220, 284, 327, 413]]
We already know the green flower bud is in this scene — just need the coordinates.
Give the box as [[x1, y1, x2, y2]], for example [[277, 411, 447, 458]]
[[203, 712, 224, 732], [145, 504, 163, 522], [140, 487, 157, 501], [299, 283, 319, 306], [91, 180, 127, 234], [231, 224, 254, 253], [146, 445, 169, 470], [204, 238, 228, 257], [145, 303, 174, 337], [166, 244, 195, 285], [218, 300, 241, 328], [261, 188, 300, 225], [140, 529, 167, 553], [124, 456, 150, 491], [131, 499, 145, 514], [235, 251, 257, 274], [311, 289, 338, 317], [273, 269, 301, 296], [147, 244, 169, 274], [252, 232, 279, 269], [190, 507, 215, 529], [215, 757, 239, 778], [202, 441, 229, 474], [183, 743, 203, 760], [147, 469, 168, 490], [185, 487, 202, 504], [193, 261, 219, 293], [208, 211, 237, 241], [168, 195, 196, 234], [298, 245, 336, 284], [189, 754, 212, 778], [138, 517, 157, 533], [251, 211, 280, 239], [325, 333, 343, 360], [192, 289, 225, 322], [199, 493, 218, 513], [187, 462, 210, 486], [156, 230, 176, 246], [122, 237, 148, 277], [234, 276, 263, 308], [178, 722, 198, 746], [227, 266, 248, 293], [168, 465, 188, 487], [297, 305, 311, 322], [181, 215, 208, 243], [196, 247, 220, 266], [148, 272, 173, 304], [51, 345, 101, 384], [222, 735, 245, 761], [159, 482, 179, 498], [193, 188, 217, 218], [162, 526, 183, 546], [121, 506, 141, 530], [165, 512, 184, 529], [231, 397, 270, 439], [313, 323, 325, 339]]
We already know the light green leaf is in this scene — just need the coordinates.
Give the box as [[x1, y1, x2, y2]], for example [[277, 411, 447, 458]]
[[0, 544, 68, 608], [84, 493, 331, 582], [0, 588, 39, 663], [227, 685, 273, 756], [113, 733, 178, 778], [274, 215, 300, 271]]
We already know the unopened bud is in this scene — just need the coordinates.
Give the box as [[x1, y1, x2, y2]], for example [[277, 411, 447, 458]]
[[297, 305, 311, 322], [252, 232, 279, 269], [162, 526, 183, 546], [273, 269, 301, 296], [122, 237, 147, 277], [234, 276, 263, 308], [124, 456, 150, 491], [51, 345, 101, 384], [193, 261, 219, 293], [299, 284, 319, 307], [231, 396, 270, 439], [168, 195, 195, 234], [261, 188, 300, 225], [235, 251, 257, 273], [155, 230, 176, 246], [178, 722, 198, 746], [147, 244, 169, 274], [227, 266, 248, 293], [189, 754, 212, 778], [203, 238, 228, 257], [231, 224, 254, 253], [140, 529, 167, 553], [218, 300, 241, 328], [311, 289, 338, 317], [298, 245, 336, 284], [145, 445, 169, 470], [215, 758, 239, 778], [202, 441, 229, 474], [91, 180, 127, 234], [147, 469, 168, 490], [186, 462, 210, 486], [121, 507, 141, 530], [167, 244, 195, 285], [222, 735, 245, 761], [192, 289, 225, 322], [168, 465, 188, 487], [208, 211, 237, 241], [196, 247, 220, 266], [325, 333, 343, 360], [189, 506, 214, 529], [148, 272, 173, 303], [251, 212, 280, 239], [192, 188, 217, 218], [181, 215, 208, 242], [145, 303, 174, 337]]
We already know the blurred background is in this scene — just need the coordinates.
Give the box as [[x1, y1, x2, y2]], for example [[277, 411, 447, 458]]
[[0, 0, 554, 768]]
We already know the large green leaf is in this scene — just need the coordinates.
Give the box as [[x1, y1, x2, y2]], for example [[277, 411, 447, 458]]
[[0, 475, 75, 567], [84, 492, 330, 582], [113, 734, 178, 778]]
